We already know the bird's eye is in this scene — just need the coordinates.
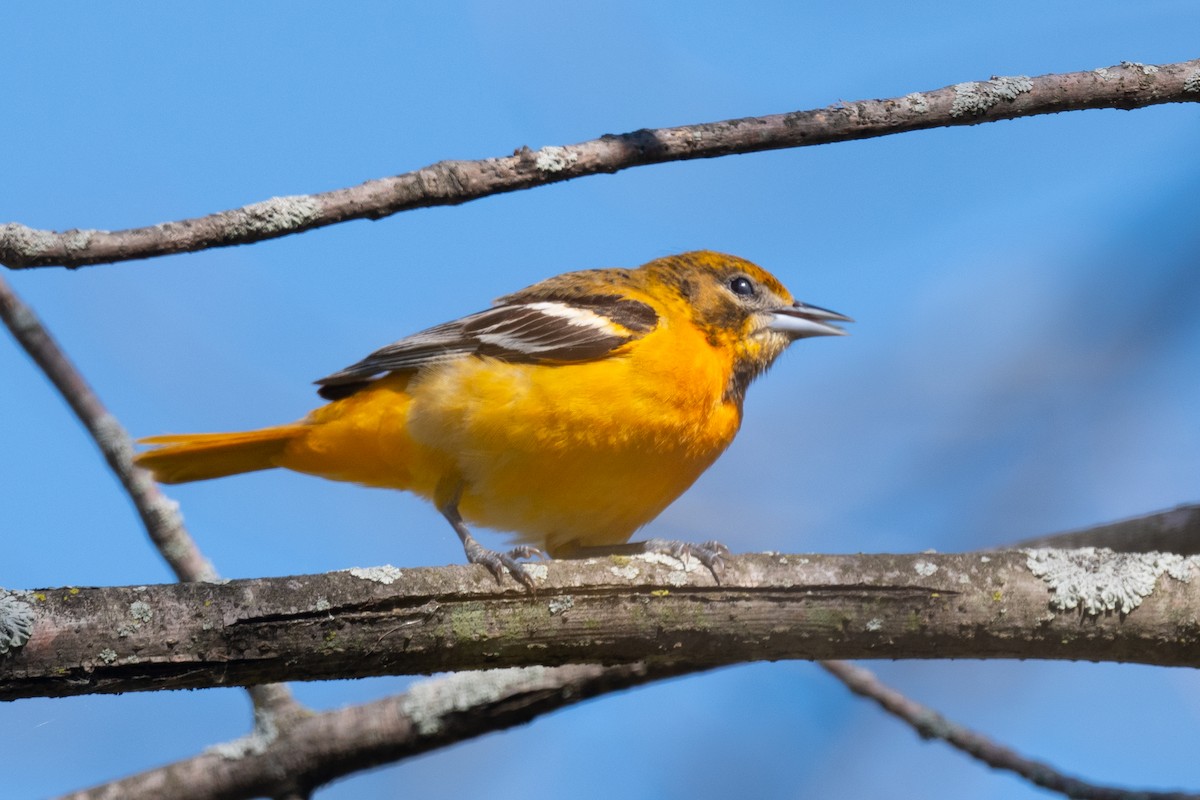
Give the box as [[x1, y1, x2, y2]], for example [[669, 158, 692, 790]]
[[729, 276, 755, 296]]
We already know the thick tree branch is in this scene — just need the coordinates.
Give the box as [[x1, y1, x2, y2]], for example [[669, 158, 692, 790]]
[[4, 547, 1199, 700], [44, 499, 1193, 800], [2, 58, 1197, 270]]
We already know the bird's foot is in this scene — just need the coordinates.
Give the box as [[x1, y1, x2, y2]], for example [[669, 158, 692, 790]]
[[639, 538, 729, 582], [462, 538, 546, 589], [564, 538, 730, 583], [443, 497, 546, 589]]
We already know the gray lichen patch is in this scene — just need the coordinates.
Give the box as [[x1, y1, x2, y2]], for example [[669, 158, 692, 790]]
[[609, 563, 640, 580], [904, 92, 929, 114], [547, 595, 575, 616], [347, 565, 404, 584], [0, 223, 63, 258], [0, 590, 36, 655], [535, 146, 578, 173], [1025, 548, 1200, 615], [62, 228, 96, 253], [207, 705, 280, 760], [402, 667, 548, 735], [1121, 61, 1159, 75], [639, 552, 704, 574], [522, 563, 549, 582], [1185, 68, 1200, 94], [950, 75, 1033, 117], [234, 195, 322, 236], [989, 75, 1034, 100], [129, 600, 153, 623]]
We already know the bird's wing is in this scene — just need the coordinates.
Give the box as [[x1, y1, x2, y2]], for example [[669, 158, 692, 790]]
[[314, 293, 658, 398]]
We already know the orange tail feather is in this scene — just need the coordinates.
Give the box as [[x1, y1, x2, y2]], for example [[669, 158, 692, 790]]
[[135, 425, 306, 484]]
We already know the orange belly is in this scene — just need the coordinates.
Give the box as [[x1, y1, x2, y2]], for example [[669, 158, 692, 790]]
[[279, 323, 742, 554]]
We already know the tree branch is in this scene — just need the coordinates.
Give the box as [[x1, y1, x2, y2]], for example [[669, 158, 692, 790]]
[[1015, 503, 1200, 555], [0, 274, 307, 725], [0, 274, 214, 581], [5, 547, 1199, 700], [59, 655, 1200, 800], [3, 58, 1197, 270], [821, 660, 1199, 800], [54, 537, 1200, 800], [57, 662, 694, 800]]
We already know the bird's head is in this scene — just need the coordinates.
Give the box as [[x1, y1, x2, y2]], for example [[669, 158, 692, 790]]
[[643, 250, 852, 400]]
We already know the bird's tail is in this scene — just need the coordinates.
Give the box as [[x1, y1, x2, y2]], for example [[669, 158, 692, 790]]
[[135, 425, 307, 484]]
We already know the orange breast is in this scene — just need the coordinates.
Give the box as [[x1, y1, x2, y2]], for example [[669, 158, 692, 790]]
[[280, 310, 742, 554]]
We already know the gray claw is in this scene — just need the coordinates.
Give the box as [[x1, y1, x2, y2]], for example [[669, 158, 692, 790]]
[[641, 538, 728, 583]]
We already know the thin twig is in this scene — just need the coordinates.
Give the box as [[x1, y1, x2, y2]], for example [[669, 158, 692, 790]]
[[0, 274, 304, 722], [820, 660, 1199, 800], [0, 275, 214, 581], [3, 58, 1198, 270]]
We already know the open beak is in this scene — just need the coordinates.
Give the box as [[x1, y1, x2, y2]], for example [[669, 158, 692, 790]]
[[767, 301, 853, 338]]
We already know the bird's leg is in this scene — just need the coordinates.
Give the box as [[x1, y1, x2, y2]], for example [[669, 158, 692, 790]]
[[560, 539, 730, 583], [439, 493, 544, 589]]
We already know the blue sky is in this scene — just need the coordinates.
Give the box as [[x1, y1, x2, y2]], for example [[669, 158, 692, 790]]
[[3, 3, 1199, 798]]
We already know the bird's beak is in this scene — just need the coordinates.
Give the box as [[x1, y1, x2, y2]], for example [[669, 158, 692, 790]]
[[767, 302, 853, 338]]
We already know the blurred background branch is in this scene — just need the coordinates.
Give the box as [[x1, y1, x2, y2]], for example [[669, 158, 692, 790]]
[[65, 656, 1200, 800], [58, 663, 696, 800], [821, 660, 1200, 800]]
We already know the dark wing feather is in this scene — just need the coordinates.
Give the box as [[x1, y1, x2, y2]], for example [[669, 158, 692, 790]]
[[315, 293, 657, 399]]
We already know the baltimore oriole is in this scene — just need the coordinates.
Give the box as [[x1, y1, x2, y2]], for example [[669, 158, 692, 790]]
[[136, 251, 850, 585]]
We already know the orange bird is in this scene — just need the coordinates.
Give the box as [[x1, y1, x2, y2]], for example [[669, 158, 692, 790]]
[[136, 251, 850, 585]]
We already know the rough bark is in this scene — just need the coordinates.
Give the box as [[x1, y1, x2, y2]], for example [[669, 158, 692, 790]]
[[5, 548, 1199, 701]]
